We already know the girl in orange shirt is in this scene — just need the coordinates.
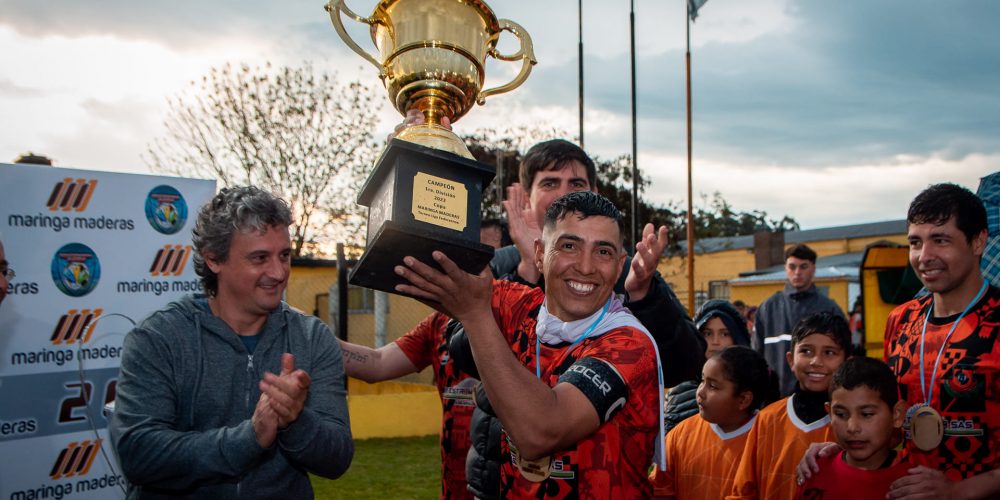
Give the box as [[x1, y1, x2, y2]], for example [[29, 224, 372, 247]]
[[650, 346, 777, 499]]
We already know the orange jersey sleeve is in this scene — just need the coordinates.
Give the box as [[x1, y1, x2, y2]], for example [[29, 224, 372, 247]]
[[727, 396, 834, 500]]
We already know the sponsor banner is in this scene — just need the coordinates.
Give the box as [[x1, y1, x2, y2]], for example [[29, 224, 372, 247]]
[[0, 430, 128, 500], [0, 163, 214, 498], [0, 368, 119, 442], [4, 303, 137, 376]]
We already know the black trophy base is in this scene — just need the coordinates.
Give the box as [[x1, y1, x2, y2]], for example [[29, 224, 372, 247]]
[[349, 138, 496, 298], [349, 220, 495, 296]]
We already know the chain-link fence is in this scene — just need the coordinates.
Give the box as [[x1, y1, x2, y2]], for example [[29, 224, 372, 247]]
[[288, 258, 436, 385]]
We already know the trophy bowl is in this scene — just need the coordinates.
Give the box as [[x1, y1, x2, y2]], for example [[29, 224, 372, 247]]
[[327, 0, 535, 158], [325, 0, 536, 295]]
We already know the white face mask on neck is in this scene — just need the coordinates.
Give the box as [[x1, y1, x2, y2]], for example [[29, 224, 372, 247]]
[[535, 300, 608, 345], [534, 295, 646, 346]]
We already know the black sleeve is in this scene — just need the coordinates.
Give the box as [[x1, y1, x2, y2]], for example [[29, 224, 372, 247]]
[[447, 319, 480, 380], [488, 245, 520, 280], [627, 273, 708, 387], [664, 379, 700, 434], [557, 357, 628, 424], [753, 302, 767, 353], [489, 245, 541, 288]]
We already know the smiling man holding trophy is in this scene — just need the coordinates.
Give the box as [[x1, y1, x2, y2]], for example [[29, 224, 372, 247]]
[[327, 0, 536, 294]]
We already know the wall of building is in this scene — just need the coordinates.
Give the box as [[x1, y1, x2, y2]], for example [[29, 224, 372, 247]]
[[730, 278, 851, 313], [657, 248, 756, 305], [346, 379, 440, 438], [806, 234, 908, 258], [287, 265, 337, 315], [657, 232, 907, 315]]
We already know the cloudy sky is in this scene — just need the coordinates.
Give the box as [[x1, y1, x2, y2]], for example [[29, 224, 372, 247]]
[[1, 0, 997, 229]]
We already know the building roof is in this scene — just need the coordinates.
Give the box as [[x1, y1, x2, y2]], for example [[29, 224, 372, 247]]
[[676, 219, 906, 256], [729, 251, 863, 284]]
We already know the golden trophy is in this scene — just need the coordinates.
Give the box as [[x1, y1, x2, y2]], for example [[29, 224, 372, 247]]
[[326, 0, 536, 294]]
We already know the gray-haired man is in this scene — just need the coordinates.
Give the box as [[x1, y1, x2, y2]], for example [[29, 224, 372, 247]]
[[111, 186, 353, 499]]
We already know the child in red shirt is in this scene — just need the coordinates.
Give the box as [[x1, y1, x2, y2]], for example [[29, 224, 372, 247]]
[[796, 356, 912, 499]]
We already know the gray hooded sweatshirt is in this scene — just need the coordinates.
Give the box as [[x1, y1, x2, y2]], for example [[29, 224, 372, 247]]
[[110, 295, 353, 499]]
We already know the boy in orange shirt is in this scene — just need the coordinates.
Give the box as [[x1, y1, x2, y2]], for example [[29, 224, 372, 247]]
[[727, 312, 850, 500], [795, 356, 911, 499]]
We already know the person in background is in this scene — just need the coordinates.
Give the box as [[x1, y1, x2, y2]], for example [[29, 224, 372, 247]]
[[480, 218, 512, 250], [755, 244, 845, 396], [848, 299, 864, 355], [733, 299, 748, 318], [745, 305, 758, 338], [664, 299, 752, 434]]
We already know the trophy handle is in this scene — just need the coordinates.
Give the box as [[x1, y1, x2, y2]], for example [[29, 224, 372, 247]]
[[325, 0, 384, 75], [477, 19, 537, 105]]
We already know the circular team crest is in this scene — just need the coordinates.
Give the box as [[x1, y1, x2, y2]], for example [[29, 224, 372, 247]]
[[946, 365, 979, 397], [51, 243, 101, 297], [145, 185, 188, 234]]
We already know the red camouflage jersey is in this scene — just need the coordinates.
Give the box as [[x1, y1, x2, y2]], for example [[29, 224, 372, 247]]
[[883, 285, 1000, 481], [489, 280, 660, 499], [396, 312, 476, 500]]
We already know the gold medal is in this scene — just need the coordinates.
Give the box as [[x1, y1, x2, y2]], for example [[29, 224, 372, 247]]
[[911, 405, 944, 451], [516, 455, 553, 482], [508, 436, 552, 482]]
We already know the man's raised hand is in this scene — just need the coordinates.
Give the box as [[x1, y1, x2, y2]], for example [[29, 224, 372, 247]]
[[624, 223, 669, 302]]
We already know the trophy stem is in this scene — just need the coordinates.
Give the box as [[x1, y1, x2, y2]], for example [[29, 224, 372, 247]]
[[395, 92, 474, 160]]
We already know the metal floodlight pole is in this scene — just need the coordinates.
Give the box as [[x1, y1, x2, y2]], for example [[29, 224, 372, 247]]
[[685, 1, 696, 313], [495, 150, 504, 212], [630, 0, 639, 247], [578, 0, 585, 148]]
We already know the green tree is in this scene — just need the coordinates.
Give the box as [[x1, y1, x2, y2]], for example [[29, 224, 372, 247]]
[[656, 191, 801, 255], [460, 124, 567, 219], [461, 127, 799, 252], [146, 62, 382, 257]]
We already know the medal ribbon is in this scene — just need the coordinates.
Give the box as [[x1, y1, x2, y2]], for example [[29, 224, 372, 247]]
[[918, 280, 988, 405]]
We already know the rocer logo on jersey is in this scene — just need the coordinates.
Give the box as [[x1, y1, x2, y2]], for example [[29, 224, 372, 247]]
[[47, 178, 97, 212], [145, 185, 188, 235], [51, 243, 101, 297]]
